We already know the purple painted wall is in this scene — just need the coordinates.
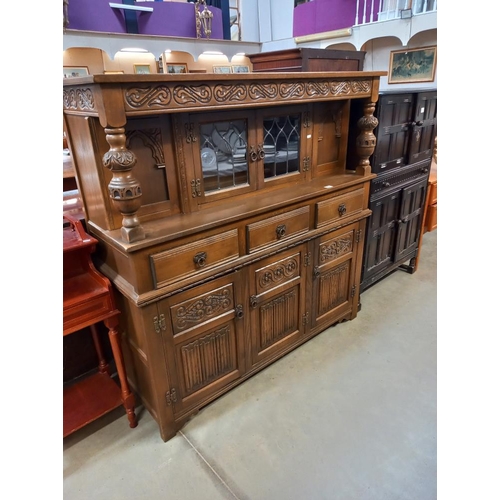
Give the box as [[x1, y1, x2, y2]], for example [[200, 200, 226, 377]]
[[137, 2, 223, 39], [293, 0, 381, 37], [67, 0, 223, 39]]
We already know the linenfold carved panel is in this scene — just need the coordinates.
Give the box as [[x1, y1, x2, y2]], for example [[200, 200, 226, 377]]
[[259, 289, 299, 350], [318, 262, 350, 315], [179, 325, 235, 394], [123, 79, 372, 113]]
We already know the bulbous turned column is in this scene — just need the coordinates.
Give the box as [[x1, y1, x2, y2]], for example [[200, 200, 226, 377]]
[[103, 127, 145, 242], [355, 101, 379, 176]]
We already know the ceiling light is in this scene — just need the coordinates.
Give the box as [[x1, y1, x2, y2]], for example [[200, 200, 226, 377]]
[[120, 48, 148, 53], [202, 51, 224, 55]]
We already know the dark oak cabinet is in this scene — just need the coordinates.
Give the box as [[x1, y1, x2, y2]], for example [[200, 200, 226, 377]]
[[360, 90, 437, 291], [63, 71, 384, 441]]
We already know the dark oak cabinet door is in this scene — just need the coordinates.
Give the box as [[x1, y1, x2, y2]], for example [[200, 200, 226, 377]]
[[159, 273, 246, 417], [362, 190, 400, 282], [247, 245, 307, 368], [394, 178, 428, 262], [372, 93, 414, 173], [408, 91, 437, 164]]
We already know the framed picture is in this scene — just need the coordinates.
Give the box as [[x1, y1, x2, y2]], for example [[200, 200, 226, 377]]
[[104, 70, 124, 75], [134, 64, 151, 75], [231, 65, 250, 74], [166, 63, 188, 74], [213, 65, 232, 74], [388, 46, 437, 84], [63, 66, 89, 78]]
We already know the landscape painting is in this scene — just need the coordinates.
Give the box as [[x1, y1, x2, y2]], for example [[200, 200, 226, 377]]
[[388, 46, 436, 84]]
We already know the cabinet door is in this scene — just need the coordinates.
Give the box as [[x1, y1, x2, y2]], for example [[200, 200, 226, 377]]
[[186, 110, 257, 206], [159, 273, 246, 416], [394, 177, 428, 261], [311, 100, 350, 177], [256, 105, 310, 188], [311, 222, 360, 328], [408, 91, 437, 165], [247, 245, 307, 368], [362, 189, 401, 282], [372, 94, 414, 173]]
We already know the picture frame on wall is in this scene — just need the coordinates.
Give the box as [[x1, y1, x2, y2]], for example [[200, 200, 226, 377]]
[[63, 66, 89, 78], [213, 65, 232, 74], [231, 65, 250, 74], [388, 46, 437, 84], [166, 63, 188, 74], [134, 64, 152, 75], [104, 70, 124, 75]]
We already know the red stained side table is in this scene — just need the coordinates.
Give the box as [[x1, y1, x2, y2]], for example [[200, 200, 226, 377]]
[[63, 214, 138, 437]]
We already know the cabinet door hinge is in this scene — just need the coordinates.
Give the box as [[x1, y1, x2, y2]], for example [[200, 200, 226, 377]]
[[351, 285, 357, 298], [302, 156, 311, 171], [153, 314, 167, 333], [304, 252, 311, 267], [185, 123, 197, 143], [356, 229, 362, 243], [191, 178, 201, 197], [165, 388, 177, 405], [302, 312, 309, 326]]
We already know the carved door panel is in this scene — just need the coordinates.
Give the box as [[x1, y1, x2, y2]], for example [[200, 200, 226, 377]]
[[408, 91, 437, 165], [247, 245, 307, 368], [311, 222, 360, 329], [362, 190, 401, 283], [394, 178, 428, 261], [159, 272, 246, 417], [311, 100, 350, 177], [372, 93, 414, 173]]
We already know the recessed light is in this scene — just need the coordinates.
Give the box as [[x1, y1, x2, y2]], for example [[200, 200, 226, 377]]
[[202, 51, 224, 55], [120, 48, 148, 53]]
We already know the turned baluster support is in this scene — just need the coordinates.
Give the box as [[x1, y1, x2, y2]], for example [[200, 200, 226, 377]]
[[355, 101, 379, 176], [103, 127, 145, 242]]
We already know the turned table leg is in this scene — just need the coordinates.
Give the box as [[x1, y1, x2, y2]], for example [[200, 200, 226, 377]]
[[90, 324, 111, 376], [105, 316, 138, 429]]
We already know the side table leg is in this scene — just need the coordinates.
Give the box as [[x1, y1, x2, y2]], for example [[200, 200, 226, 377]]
[[105, 317, 138, 429], [90, 324, 111, 375]]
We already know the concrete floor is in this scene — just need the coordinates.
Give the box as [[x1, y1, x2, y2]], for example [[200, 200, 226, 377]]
[[63, 230, 437, 500]]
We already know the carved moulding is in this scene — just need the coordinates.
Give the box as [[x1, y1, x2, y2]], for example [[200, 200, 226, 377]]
[[123, 79, 373, 113], [63, 87, 95, 111]]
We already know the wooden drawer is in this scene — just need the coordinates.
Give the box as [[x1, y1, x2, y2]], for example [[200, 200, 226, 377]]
[[150, 230, 240, 288], [246, 206, 310, 254], [315, 188, 364, 228], [426, 203, 437, 232]]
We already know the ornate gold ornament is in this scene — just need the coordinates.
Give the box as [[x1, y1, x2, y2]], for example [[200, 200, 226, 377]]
[[195, 0, 213, 39]]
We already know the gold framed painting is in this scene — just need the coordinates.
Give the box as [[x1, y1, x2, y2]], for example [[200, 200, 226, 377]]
[[231, 65, 250, 74], [166, 63, 188, 74], [388, 46, 437, 84], [213, 65, 232, 74], [134, 64, 152, 75], [63, 66, 89, 78]]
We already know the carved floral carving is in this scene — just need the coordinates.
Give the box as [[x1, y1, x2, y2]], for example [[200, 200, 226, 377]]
[[320, 236, 353, 262], [125, 86, 172, 109], [63, 88, 95, 111]]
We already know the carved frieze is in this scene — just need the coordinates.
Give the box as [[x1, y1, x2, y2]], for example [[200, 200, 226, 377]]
[[122, 78, 372, 113], [319, 235, 353, 263], [63, 88, 95, 111], [256, 256, 300, 292], [173, 286, 233, 331]]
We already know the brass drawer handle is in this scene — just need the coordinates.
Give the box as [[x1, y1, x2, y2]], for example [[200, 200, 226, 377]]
[[193, 251, 207, 268], [276, 224, 286, 239], [338, 203, 347, 216]]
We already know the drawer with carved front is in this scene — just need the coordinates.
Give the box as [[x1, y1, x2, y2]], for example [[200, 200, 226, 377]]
[[246, 206, 310, 254], [315, 188, 364, 228], [150, 229, 239, 289]]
